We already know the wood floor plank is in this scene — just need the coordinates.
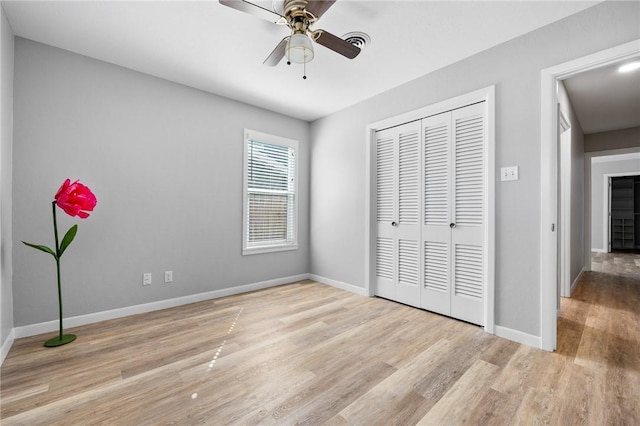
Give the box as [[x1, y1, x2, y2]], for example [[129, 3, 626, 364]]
[[269, 360, 396, 424], [574, 305, 610, 371], [464, 388, 520, 425], [511, 385, 556, 425], [0, 383, 49, 405], [479, 335, 521, 368], [413, 327, 493, 401], [416, 359, 501, 425], [490, 344, 548, 398], [548, 362, 594, 425], [339, 338, 453, 424]]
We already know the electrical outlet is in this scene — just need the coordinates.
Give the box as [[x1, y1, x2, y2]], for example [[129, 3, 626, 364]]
[[164, 271, 173, 283], [143, 273, 152, 286], [500, 166, 519, 182]]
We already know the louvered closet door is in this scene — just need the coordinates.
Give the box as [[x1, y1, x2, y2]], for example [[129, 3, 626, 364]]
[[375, 121, 422, 308], [375, 128, 396, 301], [450, 103, 485, 325], [420, 102, 485, 326], [421, 112, 452, 317]]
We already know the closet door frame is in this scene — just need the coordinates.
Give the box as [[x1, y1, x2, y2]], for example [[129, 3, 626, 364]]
[[365, 85, 495, 334], [604, 171, 640, 252]]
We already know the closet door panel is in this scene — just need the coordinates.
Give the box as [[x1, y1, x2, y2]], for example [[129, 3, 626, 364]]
[[396, 123, 422, 307], [375, 129, 396, 299], [375, 121, 422, 306], [421, 112, 452, 315], [451, 103, 485, 326]]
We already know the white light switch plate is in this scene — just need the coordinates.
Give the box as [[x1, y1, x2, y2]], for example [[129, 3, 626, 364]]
[[501, 166, 519, 181]]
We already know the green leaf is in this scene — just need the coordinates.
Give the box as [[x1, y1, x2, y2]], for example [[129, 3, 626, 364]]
[[22, 241, 56, 258], [58, 225, 78, 257]]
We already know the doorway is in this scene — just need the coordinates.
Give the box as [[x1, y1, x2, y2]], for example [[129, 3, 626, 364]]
[[540, 39, 640, 351]]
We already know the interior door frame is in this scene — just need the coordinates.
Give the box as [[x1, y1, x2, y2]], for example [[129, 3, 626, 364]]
[[558, 111, 571, 298], [604, 170, 640, 252], [586, 148, 640, 257], [540, 39, 640, 352], [364, 85, 495, 334]]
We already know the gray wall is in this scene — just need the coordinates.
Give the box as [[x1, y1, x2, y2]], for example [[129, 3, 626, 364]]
[[558, 82, 585, 286], [586, 126, 640, 153], [12, 38, 310, 327], [309, 1, 639, 337], [1, 6, 14, 348], [591, 158, 640, 251]]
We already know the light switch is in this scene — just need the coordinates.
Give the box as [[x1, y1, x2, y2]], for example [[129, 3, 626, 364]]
[[501, 166, 519, 182]]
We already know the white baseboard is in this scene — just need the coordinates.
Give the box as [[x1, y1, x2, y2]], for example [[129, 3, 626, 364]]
[[308, 274, 367, 296], [1, 328, 15, 365], [494, 325, 541, 349], [13, 273, 310, 339], [591, 248, 607, 253], [570, 268, 585, 295]]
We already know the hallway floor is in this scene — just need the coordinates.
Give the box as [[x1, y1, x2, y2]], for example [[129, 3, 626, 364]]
[[555, 251, 639, 423], [591, 251, 640, 280]]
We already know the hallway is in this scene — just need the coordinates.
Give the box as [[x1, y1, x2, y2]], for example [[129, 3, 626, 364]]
[[555, 251, 639, 421]]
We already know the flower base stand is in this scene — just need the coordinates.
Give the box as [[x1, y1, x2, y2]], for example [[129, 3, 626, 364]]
[[44, 334, 76, 347]]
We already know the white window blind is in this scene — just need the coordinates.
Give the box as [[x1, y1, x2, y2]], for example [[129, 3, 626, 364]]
[[243, 130, 298, 255]]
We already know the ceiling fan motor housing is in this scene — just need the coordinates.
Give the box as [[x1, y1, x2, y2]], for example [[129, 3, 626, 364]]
[[284, 0, 315, 20]]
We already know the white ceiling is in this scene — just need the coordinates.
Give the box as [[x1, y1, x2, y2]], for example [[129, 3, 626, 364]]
[[563, 60, 640, 134], [3, 0, 602, 122]]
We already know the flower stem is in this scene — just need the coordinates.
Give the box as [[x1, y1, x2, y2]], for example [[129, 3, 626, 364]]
[[52, 201, 63, 340]]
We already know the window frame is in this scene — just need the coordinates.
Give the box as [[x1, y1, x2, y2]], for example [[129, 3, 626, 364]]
[[242, 129, 299, 255]]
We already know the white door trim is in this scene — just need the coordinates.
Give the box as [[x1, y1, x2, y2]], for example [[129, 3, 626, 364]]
[[365, 85, 495, 333], [606, 175, 611, 253], [559, 124, 572, 298], [540, 39, 640, 352]]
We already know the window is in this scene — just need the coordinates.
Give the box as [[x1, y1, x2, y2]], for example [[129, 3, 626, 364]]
[[243, 129, 298, 255]]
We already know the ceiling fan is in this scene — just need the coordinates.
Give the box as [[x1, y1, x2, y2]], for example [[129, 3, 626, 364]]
[[219, 0, 361, 74]]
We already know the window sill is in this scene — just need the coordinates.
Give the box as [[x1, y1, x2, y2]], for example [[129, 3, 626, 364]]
[[242, 244, 299, 256]]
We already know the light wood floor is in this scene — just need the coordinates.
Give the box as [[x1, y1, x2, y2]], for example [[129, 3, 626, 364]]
[[1, 267, 639, 424]]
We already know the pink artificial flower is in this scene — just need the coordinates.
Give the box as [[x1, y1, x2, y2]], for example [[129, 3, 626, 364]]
[[54, 179, 97, 219]]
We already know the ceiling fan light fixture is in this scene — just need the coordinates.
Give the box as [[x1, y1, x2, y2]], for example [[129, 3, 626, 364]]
[[287, 33, 314, 64]]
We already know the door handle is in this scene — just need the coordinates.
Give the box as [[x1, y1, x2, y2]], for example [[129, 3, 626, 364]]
[[449, 223, 456, 229]]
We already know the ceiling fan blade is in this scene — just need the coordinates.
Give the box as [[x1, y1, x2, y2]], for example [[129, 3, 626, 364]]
[[219, 0, 283, 23], [264, 37, 289, 66], [313, 30, 360, 59], [306, 0, 336, 20]]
